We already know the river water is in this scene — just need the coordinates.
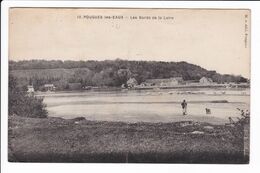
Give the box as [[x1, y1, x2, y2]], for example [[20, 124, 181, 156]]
[[37, 88, 250, 124]]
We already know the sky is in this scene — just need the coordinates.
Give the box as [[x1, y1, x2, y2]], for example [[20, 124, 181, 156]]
[[9, 8, 250, 78]]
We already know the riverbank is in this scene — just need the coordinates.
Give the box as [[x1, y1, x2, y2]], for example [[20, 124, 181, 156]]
[[8, 115, 248, 163], [34, 84, 250, 93]]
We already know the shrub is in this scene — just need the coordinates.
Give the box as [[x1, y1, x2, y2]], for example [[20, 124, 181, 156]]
[[227, 108, 250, 141], [9, 74, 48, 118]]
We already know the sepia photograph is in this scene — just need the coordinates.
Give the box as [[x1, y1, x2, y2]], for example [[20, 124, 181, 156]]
[[7, 8, 250, 163]]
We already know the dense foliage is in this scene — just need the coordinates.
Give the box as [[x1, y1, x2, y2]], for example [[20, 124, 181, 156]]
[[9, 59, 248, 90], [9, 74, 48, 118]]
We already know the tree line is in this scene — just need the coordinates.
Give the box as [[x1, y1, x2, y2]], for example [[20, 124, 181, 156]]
[[9, 59, 248, 91]]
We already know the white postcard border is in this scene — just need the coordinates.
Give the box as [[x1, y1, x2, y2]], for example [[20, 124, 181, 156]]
[[1, 1, 260, 173]]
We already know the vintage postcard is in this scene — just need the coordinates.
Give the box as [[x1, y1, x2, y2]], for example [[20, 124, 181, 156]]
[[8, 8, 250, 163]]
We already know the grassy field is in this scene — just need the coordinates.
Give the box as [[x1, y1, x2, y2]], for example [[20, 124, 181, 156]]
[[8, 115, 248, 163]]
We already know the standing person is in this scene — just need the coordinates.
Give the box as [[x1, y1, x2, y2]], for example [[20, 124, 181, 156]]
[[181, 100, 187, 115]]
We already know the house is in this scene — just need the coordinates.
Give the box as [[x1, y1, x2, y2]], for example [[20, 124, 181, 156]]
[[199, 77, 213, 85], [143, 77, 184, 87], [83, 86, 92, 90], [139, 83, 147, 87], [44, 84, 56, 91], [185, 80, 200, 86], [126, 78, 138, 88], [27, 85, 35, 94], [121, 83, 127, 88], [68, 83, 82, 90]]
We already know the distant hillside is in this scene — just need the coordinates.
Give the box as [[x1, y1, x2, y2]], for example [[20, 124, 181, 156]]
[[9, 59, 248, 90]]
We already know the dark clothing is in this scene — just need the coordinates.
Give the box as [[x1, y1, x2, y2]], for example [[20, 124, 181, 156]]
[[181, 101, 187, 115], [181, 102, 187, 109]]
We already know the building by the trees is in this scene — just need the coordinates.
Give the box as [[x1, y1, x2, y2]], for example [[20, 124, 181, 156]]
[[127, 78, 138, 88], [199, 77, 213, 85]]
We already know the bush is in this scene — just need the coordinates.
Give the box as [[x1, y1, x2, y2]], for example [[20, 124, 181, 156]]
[[9, 74, 48, 118]]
